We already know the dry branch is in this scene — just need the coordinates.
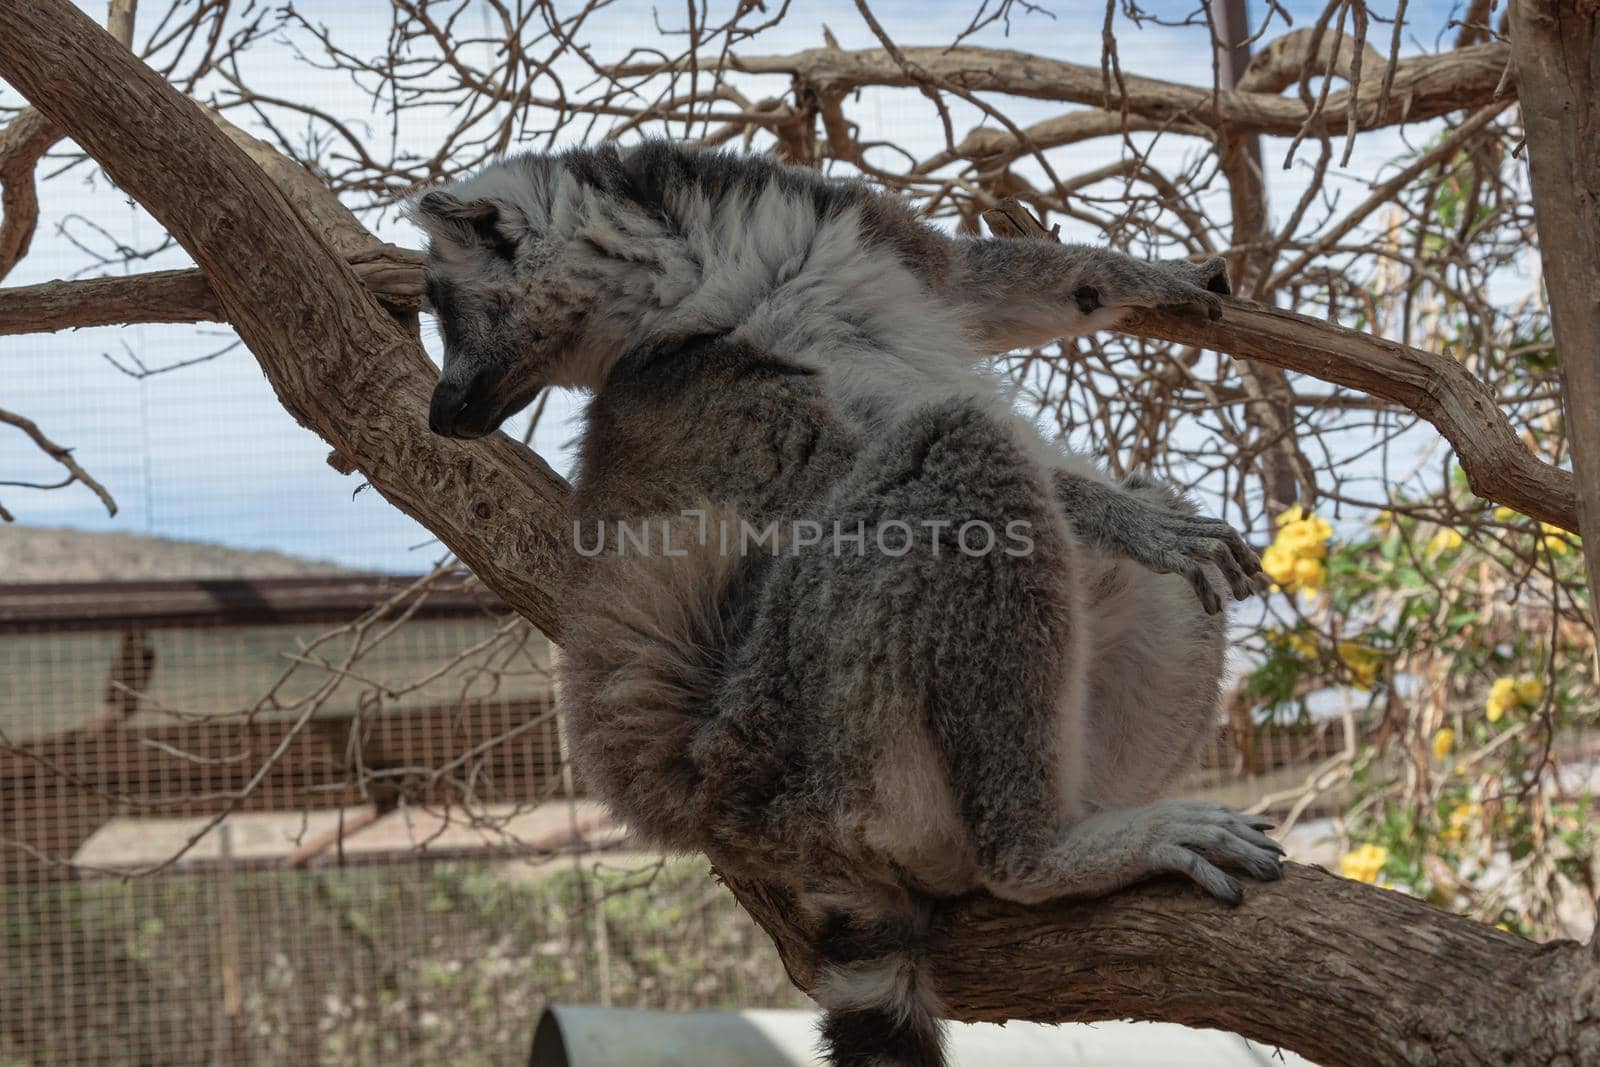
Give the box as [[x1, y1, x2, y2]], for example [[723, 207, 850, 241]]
[[0, 5, 1592, 1062], [0, 405, 117, 521], [1120, 300, 1578, 534], [0, 0, 135, 280], [0, 248, 424, 334], [614, 40, 1513, 137]]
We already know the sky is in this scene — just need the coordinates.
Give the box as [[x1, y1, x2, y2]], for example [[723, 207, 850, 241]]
[[1, 0, 1473, 574]]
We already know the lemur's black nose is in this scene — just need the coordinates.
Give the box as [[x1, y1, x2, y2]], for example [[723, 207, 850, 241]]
[[428, 379, 472, 437]]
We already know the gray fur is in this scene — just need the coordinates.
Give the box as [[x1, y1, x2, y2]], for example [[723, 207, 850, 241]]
[[413, 141, 1279, 1067]]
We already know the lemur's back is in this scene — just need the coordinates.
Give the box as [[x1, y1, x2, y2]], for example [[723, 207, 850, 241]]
[[561, 333, 870, 864], [570, 334, 856, 529]]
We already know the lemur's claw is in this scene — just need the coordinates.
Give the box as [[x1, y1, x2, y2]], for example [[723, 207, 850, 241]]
[[1143, 800, 1286, 903]]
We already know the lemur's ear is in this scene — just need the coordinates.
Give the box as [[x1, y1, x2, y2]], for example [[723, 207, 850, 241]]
[[419, 191, 497, 226], [415, 192, 530, 255]]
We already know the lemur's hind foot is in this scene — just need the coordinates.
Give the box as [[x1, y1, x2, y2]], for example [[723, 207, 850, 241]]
[[984, 800, 1285, 907]]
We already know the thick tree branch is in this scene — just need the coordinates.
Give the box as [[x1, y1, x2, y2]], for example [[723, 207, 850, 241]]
[[0, 7, 1590, 1063], [1214, 3, 1309, 514], [720, 863, 1600, 1067], [1511, 1, 1600, 612], [0, 0, 135, 280], [0, 248, 424, 333], [613, 40, 1513, 137], [0, 108, 58, 281]]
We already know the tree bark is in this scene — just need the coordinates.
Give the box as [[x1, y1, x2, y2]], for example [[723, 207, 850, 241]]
[[1511, 0, 1600, 613], [1, 4, 1595, 1063], [722, 863, 1600, 1067]]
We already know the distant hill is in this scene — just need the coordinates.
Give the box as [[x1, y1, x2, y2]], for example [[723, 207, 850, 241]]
[[0, 525, 351, 581]]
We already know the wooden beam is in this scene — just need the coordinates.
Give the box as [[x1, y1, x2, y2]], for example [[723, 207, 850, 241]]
[[0, 574, 512, 633]]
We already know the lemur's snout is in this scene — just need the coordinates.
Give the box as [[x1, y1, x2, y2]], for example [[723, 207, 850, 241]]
[[427, 378, 471, 437], [428, 374, 500, 439], [428, 363, 534, 440]]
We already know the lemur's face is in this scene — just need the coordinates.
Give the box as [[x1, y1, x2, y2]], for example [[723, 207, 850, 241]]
[[414, 187, 580, 439]]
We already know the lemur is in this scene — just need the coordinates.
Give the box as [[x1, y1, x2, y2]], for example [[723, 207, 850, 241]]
[[413, 141, 1281, 1067]]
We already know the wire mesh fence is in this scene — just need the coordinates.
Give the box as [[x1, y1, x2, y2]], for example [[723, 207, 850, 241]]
[[0, 557, 1348, 1066], [0, 570, 810, 1066]]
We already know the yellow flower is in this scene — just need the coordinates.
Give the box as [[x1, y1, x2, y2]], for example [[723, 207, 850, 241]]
[[1493, 506, 1518, 523], [1277, 520, 1329, 558], [1426, 528, 1464, 558], [1516, 677, 1545, 706], [1265, 506, 1334, 598], [1486, 676, 1518, 722], [1275, 504, 1308, 527], [1338, 641, 1382, 689], [1431, 727, 1455, 762], [1293, 556, 1326, 599], [1261, 543, 1298, 587], [1288, 631, 1319, 658], [1441, 800, 1480, 842], [1338, 843, 1388, 884], [1371, 509, 1395, 534], [1539, 523, 1573, 557]]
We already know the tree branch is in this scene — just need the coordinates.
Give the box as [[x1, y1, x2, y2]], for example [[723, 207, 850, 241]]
[[0, 247, 424, 334], [0, 405, 117, 522], [0, 7, 1589, 1063], [720, 862, 1600, 1067], [611, 40, 1513, 137], [1120, 299, 1577, 534], [0, 0, 135, 280], [1510, 0, 1600, 617], [0, 260, 1574, 535]]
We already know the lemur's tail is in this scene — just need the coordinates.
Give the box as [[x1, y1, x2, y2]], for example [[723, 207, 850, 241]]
[[810, 887, 946, 1067], [558, 504, 755, 844]]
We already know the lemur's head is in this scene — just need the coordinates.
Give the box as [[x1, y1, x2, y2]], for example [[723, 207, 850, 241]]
[[409, 150, 598, 438], [413, 140, 941, 439]]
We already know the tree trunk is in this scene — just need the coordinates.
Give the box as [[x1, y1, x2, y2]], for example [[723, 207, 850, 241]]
[[2, 2, 1598, 1062], [1511, 0, 1600, 614]]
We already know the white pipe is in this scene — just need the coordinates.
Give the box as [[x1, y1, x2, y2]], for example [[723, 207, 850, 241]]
[[530, 1005, 1321, 1067]]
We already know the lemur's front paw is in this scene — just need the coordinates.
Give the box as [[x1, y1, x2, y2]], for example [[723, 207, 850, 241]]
[[1120, 498, 1262, 615], [1073, 255, 1230, 322], [1154, 509, 1262, 614], [1139, 800, 1284, 905]]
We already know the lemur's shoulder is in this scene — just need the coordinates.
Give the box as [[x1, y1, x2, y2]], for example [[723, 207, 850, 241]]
[[553, 140, 956, 284]]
